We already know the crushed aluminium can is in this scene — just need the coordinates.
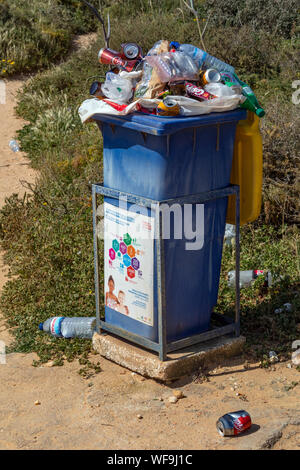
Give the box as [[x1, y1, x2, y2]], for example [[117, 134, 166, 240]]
[[157, 98, 180, 116], [216, 410, 252, 437], [199, 68, 221, 86]]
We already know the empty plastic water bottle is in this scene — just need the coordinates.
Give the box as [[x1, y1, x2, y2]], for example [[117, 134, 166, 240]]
[[39, 317, 96, 339], [228, 270, 272, 289], [177, 44, 235, 74], [9, 140, 20, 152]]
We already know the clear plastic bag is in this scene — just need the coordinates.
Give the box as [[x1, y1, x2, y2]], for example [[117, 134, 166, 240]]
[[204, 82, 239, 97], [101, 72, 133, 103], [146, 51, 198, 83]]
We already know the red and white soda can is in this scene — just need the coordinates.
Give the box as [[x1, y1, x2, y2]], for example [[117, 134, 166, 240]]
[[216, 410, 252, 437], [98, 48, 140, 72]]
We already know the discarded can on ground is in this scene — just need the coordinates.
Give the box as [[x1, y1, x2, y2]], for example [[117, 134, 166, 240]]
[[269, 351, 279, 363], [216, 410, 252, 436], [199, 68, 221, 86], [228, 270, 272, 288], [98, 48, 141, 72], [157, 98, 180, 116], [121, 42, 143, 60], [185, 82, 216, 101]]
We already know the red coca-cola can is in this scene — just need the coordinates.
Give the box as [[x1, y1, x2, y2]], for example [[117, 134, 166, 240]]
[[216, 410, 252, 436], [98, 48, 141, 72]]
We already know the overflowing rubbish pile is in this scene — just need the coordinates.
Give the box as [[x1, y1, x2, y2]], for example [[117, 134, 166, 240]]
[[79, 40, 265, 123]]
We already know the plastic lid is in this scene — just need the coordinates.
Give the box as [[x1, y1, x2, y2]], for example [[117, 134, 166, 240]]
[[93, 108, 247, 136], [170, 41, 180, 50], [38, 322, 43, 331], [256, 108, 265, 118]]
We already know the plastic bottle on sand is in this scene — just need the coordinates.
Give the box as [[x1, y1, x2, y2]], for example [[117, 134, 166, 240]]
[[39, 317, 96, 339]]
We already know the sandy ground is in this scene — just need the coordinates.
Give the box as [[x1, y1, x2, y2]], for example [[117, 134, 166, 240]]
[[0, 40, 299, 451]]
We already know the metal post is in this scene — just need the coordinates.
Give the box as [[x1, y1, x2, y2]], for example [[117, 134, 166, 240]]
[[92, 185, 101, 334], [156, 204, 167, 361], [234, 186, 240, 336]]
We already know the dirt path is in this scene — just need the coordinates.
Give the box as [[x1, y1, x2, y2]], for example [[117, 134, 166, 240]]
[[0, 40, 299, 451], [0, 77, 37, 346]]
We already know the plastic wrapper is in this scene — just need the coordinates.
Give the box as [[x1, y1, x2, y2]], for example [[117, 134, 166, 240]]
[[78, 93, 243, 123], [146, 52, 198, 83], [101, 72, 133, 103]]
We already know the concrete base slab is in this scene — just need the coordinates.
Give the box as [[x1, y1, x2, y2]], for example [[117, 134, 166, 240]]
[[92, 332, 246, 382]]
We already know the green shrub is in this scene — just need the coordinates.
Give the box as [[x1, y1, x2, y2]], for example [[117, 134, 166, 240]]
[[205, 0, 300, 38], [0, 0, 98, 76]]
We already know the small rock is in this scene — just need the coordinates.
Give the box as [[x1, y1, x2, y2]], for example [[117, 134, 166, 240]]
[[269, 351, 279, 363], [173, 390, 184, 399], [287, 363, 292, 369], [34, 401, 41, 406], [168, 396, 178, 404], [292, 349, 300, 366], [131, 372, 136, 377], [140, 377, 146, 382], [137, 414, 143, 419], [44, 361, 55, 368]]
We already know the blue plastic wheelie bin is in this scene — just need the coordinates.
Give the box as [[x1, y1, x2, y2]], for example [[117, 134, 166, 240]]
[[94, 109, 246, 344]]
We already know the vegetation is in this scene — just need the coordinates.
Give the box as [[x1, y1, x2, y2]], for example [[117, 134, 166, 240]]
[[0, 1, 299, 366], [0, 0, 98, 76]]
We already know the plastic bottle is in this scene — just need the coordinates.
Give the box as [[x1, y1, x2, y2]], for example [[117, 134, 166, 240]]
[[39, 317, 96, 339], [221, 72, 265, 117], [228, 270, 272, 289], [177, 44, 235, 74], [9, 140, 20, 152]]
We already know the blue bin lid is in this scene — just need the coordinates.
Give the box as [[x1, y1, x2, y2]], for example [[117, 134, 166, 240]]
[[93, 109, 247, 136]]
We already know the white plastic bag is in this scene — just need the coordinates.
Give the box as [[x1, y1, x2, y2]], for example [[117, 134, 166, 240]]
[[101, 72, 133, 104], [204, 82, 240, 97], [166, 95, 243, 116]]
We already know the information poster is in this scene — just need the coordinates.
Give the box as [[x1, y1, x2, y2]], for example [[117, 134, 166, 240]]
[[104, 202, 154, 326]]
